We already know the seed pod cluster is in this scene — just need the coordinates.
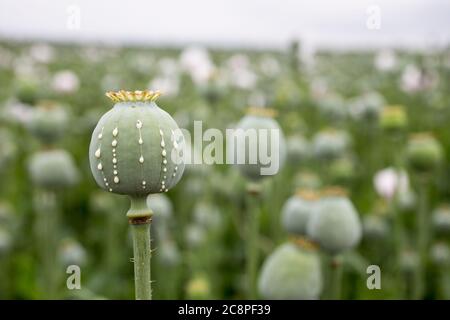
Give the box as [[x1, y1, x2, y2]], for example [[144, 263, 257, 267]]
[[281, 189, 319, 236], [307, 188, 362, 254]]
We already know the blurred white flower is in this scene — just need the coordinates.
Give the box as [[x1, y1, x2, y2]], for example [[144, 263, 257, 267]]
[[226, 54, 257, 90], [13, 55, 38, 78], [374, 49, 397, 72], [158, 57, 180, 76], [310, 78, 328, 99], [29, 43, 54, 64], [180, 47, 215, 85], [149, 74, 180, 97], [259, 55, 280, 77], [400, 64, 422, 93], [1, 100, 33, 124], [374, 167, 409, 200], [51, 70, 80, 93]]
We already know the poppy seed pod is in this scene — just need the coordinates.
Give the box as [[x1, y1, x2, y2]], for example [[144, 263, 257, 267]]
[[329, 156, 355, 183], [230, 107, 286, 181], [258, 243, 322, 300], [379, 105, 407, 132], [349, 92, 385, 121], [312, 129, 350, 160], [307, 188, 362, 254], [405, 133, 443, 173], [27, 101, 69, 144], [293, 171, 322, 190], [89, 90, 185, 217], [28, 149, 79, 189], [281, 190, 319, 236]]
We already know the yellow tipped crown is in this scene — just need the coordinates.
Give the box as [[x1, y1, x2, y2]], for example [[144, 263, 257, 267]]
[[105, 90, 161, 103]]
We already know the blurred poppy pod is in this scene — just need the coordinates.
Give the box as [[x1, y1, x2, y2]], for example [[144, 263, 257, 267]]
[[293, 171, 322, 190], [312, 128, 350, 160], [379, 105, 407, 132], [432, 205, 450, 234], [58, 238, 87, 267], [89, 90, 185, 217], [307, 187, 361, 254], [349, 92, 385, 121], [430, 243, 450, 267], [186, 274, 211, 299], [329, 156, 355, 183], [400, 250, 419, 274], [281, 189, 319, 236], [27, 101, 69, 144], [362, 214, 390, 241], [405, 133, 443, 173], [28, 149, 79, 189], [231, 107, 286, 181], [258, 242, 322, 300]]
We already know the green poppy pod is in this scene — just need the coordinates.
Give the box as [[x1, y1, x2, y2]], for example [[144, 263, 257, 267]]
[[379, 105, 407, 132], [312, 128, 350, 160], [349, 92, 385, 121], [307, 188, 361, 254], [258, 242, 322, 300], [329, 156, 355, 183], [281, 190, 319, 236], [89, 90, 185, 217], [27, 101, 69, 144], [186, 274, 211, 300], [406, 133, 444, 173], [230, 107, 286, 181], [28, 149, 79, 190]]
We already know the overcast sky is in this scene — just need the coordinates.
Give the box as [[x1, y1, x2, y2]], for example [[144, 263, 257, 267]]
[[0, 0, 449, 49]]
